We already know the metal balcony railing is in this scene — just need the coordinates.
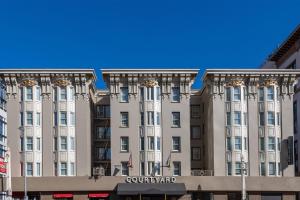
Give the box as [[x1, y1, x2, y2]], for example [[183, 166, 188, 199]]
[[191, 170, 214, 176]]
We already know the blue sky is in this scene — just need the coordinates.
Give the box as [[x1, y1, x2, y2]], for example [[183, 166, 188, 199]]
[[0, 0, 299, 88]]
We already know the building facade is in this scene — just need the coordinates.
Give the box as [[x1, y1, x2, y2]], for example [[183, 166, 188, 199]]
[[0, 69, 300, 200]]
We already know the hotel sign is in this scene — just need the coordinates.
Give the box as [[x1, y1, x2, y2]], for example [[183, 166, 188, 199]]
[[126, 176, 176, 184]]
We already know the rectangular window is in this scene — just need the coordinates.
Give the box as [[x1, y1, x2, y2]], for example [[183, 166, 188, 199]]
[[191, 105, 201, 118], [226, 87, 231, 102], [173, 162, 181, 176], [244, 137, 247, 150], [20, 112, 24, 126], [148, 136, 155, 150], [70, 162, 75, 176], [36, 137, 41, 151], [156, 162, 161, 175], [60, 136, 67, 150], [267, 87, 274, 101], [157, 137, 161, 150], [172, 137, 181, 152], [259, 112, 265, 126], [226, 112, 231, 126], [26, 112, 33, 125], [26, 87, 33, 100], [156, 112, 160, 125], [60, 162, 67, 176], [121, 162, 129, 176], [120, 112, 129, 127], [120, 137, 129, 152], [171, 87, 180, 102], [147, 87, 154, 100], [96, 105, 110, 118], [268, 137, 275, 150], [60, 87, 67, 100], [233, 87, 241, 101], [70, 137, 75, 150], [36, 87, 41, 101], [36, 112, 41, 126], [227, 162, 232, 175], [140, 162, 145, 176], [70, 112, 75, 125], [140, 87, 144, 101], [26, 162, 33, 176], [54, 137, 57, 151], [235, 162, 241, 175], [234, 111, 241, 125], [54, 112, 57, 126], [234, 136, 241, 150], [268, 162, 276, 175], [172, 112, 180, 127], [260, 162, 266, 176], [191, 126, 201, 139], [278, 163, 281, 175], [54, 162, 57, 176], [258, 88, 264, 102], [148, 161, 155, 175], [226, 137, 232, 151], [140, 112, 144, 126], [192, 147, 201, 160], [147, 111, 154, 125], [156, 87, 161, 101], [26, 137, 33, 151], [20, 137, 24, 151], [140, 137, 144, 151], [60, 112, 67, 125], [120, 87, 129, 102], [260, 137, 265, 151], [267, 112, 275, 125], [36, 162, 41, 176]]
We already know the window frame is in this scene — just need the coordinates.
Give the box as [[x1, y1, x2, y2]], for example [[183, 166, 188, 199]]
[[172, 136, 181, 152], [120, 136, 129, 152], [172, 112, 180, 127], [120, 112, 129, 127]]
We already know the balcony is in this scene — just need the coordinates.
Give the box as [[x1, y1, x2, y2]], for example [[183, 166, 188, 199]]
[[191, 170, 214, 176]]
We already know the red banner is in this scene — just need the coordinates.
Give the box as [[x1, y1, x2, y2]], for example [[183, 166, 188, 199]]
[[0, 158, 7, 174]]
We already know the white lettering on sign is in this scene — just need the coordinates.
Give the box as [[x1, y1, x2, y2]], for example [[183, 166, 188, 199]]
[[125, 177, 176, 184]]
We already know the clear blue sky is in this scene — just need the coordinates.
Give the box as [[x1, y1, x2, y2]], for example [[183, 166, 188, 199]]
[[0, 0, 299, 88]]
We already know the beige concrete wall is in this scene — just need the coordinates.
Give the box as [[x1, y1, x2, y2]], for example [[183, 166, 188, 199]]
[[283, 192, 296, 200]]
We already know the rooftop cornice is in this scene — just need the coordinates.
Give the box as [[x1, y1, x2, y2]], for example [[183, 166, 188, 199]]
[[101, 69, 199, 74]]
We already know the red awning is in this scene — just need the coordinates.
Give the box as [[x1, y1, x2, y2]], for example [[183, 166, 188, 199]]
[[88, 193, 110, 198], [53, 194, 73, 198]]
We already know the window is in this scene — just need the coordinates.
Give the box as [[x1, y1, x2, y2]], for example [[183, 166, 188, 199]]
[[60, 112, 67, 125], [147, 87, 154, 100], [96, 127, 110, 139], [20, 112, 24, 126], [268, 137, 275, 150], [172, 87, 180, 102], [276, 112, 280, 126], [234, 136, 241, 150], [156, 87, 161, 101], [226, 137, 232, 151], [60, 162, 67, 176], [54, 112, 57, 126], [157, 137, 161, 150], [278, 163, 281, 175], [60, 87, 67, 100], [260, 162, 266, 176], [120, 112, 129, 127], [172, 112, 180, 127], [156, 162, 161, 175], [140, 87, 144, 101], [121, 162, 129, 176], [259, 137, 265, 151], [267, 87, 274, 101], [172, 137, 181, 152], [191, 105, 201, 118], [156, 112, 160, 125], [234, 111, 241, 125], [120, 87, 129, 102], [36, 87, 41, 101], [258, 88, 264, 102], [173, 162, 181, 176], [20, 137, 24, 151], [70, 162, 75, 176], [233, 87, 241, 101], [226, 87, 231, 102], [36, 162, 41, 176], [191, 126, 201, 139], [36, 112, 41, 126], [235, 162, 241, 175], [70, 137, 75, 150], [259, 112, 265, 126], [70, 112, 75, 125], [147, 111, 154, 125], [54, 162, 57, 176], [26, 162, 33, 176], [227, 162, 232, 175], [192, 147, 201, 160], [148, 136, 155, 150], [60, 136, 67, 150], [268, 162, 276, 175], [120, 137, 129, 152], [54, 137, 57, 151], [148, 161, 155, 175], [26, 137, 33, 151], [96, 105, 110, 118], [226, 112, 231, 126], [36, 137, 41, 151], [54, 88, 58, 101], [140, 137, 144, 151], [267, 112, 275, 125], [26, 87, 33, 100], [140, 162, 145, 176], [26, 112, 33, 125], [140, 112, 144, 125]]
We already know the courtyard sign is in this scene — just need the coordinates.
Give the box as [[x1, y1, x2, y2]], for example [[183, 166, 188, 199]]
[[125, 176, 176, 184]]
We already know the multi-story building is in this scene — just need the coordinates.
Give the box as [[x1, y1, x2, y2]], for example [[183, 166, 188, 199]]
[[0, 68, 300, 200], [261, 24, 300, 177]]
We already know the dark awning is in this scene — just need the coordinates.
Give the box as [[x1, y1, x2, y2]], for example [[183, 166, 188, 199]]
[[117, 183, 186, 195]]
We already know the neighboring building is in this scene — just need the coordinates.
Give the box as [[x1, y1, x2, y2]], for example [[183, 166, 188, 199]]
[[0, 68, 300, 200], [261, 24, 300, 176]]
